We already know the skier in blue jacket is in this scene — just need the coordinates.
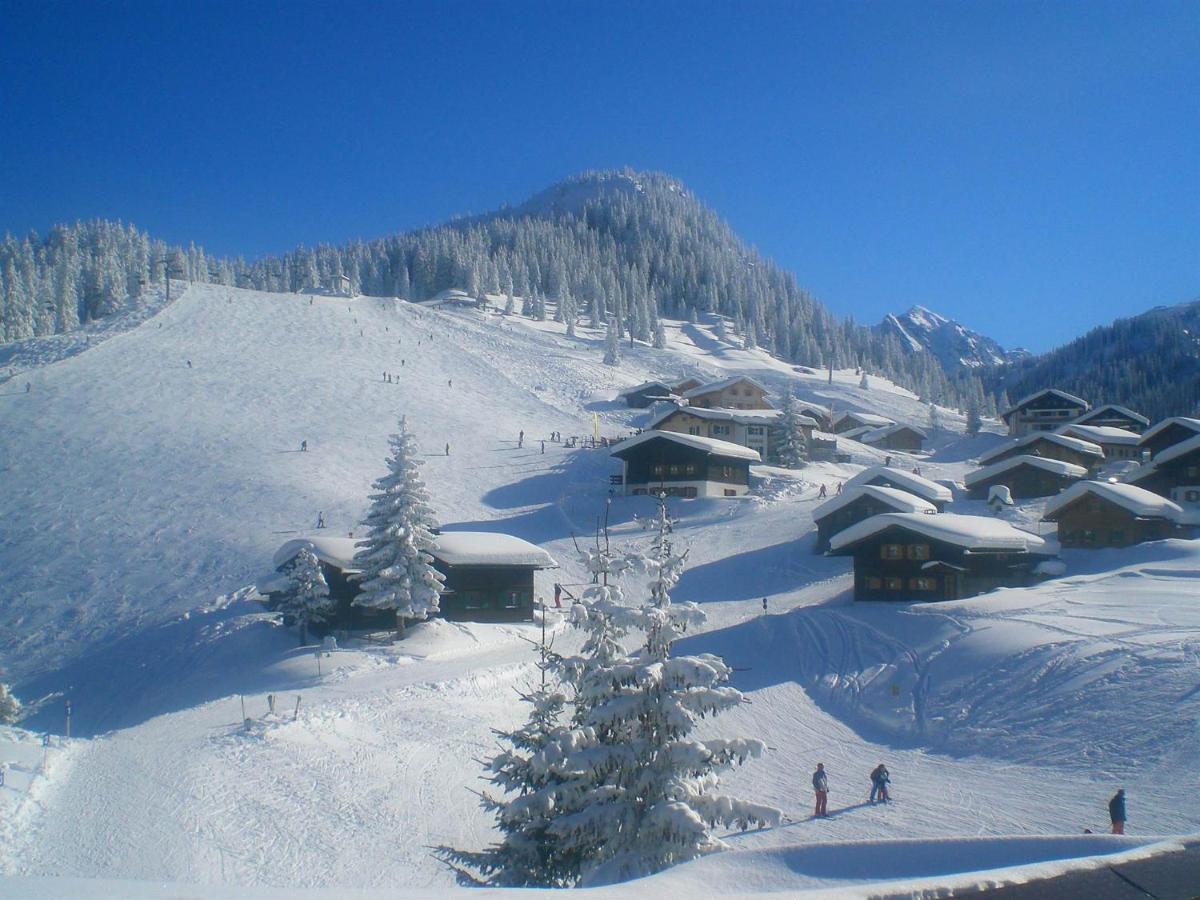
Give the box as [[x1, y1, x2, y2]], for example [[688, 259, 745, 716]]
[[1109, 789, 1126, 834]]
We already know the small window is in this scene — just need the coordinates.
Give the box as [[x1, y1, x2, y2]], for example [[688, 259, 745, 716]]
[[1187, 466, 1199, 478], [909, 577, 937, 591], [684, 463, 697, 476], [461, 591, 489, 610], [712, 425, 731, 436], [880, 544, 904, 560], [906, 544, 931, 561], [723, 488, 736, 497], [722, 465, 735, 479], [885, 577, 903, 591], [688, 426, 701, 436], [1185, 490, 1199, 502], [865, 576, 883, 590], [501, 591, 524, 609], [748, 426, 764, 436], [668, 464, 681, 476], [685, 487, 698, 498], [651, 464, 665, 476]]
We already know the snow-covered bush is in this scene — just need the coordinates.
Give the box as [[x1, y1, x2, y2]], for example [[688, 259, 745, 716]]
[[352, 417, 445, 639], [0, 683, 23, 724], [603, 318, 620, 366], [275, 545, 333, 645], [775, 390, 809, 469]]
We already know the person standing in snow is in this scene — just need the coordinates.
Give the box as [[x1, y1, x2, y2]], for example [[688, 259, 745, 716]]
[[870, 764, 890, 803], [445, 443, 450, 456], [1109, 789, 1126, 834], [818, 483, 827, 499], [301, 440, 307, 452], [812, 763, 829, 817], [836, 482, 843, 495], [518, 430, 524, 448], [316, 511, 325, 529]]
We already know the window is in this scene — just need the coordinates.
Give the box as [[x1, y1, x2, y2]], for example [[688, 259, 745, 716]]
[[880, 544, 904, 560], [885, 577, 903, 591], [1187, 466, 1199, 478], [1185, 490, 1199, 502], [711, 425, 731, 436], [909, 577, 937, 591], [684, 463, 698, 476], [748, 426, 764, 436], [865, 576, 883, 590], [688, 426, 701, 436], [723, 489, 736, 497], [651, 463, 665, 476], [906, 544, 931, 561], [668, 464, 681, 476], [722, 465, 735, 479], [460, 591, 489, 610]]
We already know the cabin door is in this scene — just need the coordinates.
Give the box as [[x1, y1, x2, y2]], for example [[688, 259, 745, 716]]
[[944, 575, 959, 601]]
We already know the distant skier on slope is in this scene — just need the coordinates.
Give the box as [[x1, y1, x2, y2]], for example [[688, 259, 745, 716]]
[[812, 763, 829, 818], [818, 483, 827, 499], [1109, 789, 1126, 834], [869, 764, 890, 803]]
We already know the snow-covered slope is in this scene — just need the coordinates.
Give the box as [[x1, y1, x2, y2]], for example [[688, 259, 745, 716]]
[[1, 284, 1197, 896], [879, 304, 1026, 371]]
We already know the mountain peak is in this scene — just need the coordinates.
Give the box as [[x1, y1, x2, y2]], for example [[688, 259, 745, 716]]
[[878, 306, 1009, 372]]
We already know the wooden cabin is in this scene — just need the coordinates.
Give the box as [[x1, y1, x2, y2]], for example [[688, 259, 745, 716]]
[[1055, 424, 1142, 461], [681, 376, 774, 410], [610, 430, 759, 498], [858, 423, 927, 452], [1138, 417, 1200, 459], [976, 431, 1104, 472], [1001, 389, 1089, 437], [964, 455, 1087, 500], [648, 405, 813, 464], [671, 377, 704, 394], [845, 465, 953, 511], [812, 484, 937, 553], [1125, 434, 1200, 508], [260, 533, 558, 628], [828, 512, 1052, 602], [617, 381, 676, 408], [1071, 404, 1149, 434], [796, 402, 833, 432], [832, 410, 896, 435], [1042, 481, 1187, 549]]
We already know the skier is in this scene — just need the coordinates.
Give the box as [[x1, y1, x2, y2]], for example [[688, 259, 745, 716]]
[[812, 763, 829, 817], [448, 379, 452, 388], [186, 360, 192, 368], [445, 443, 450, 456], [836, 482, 843, 495], [885, 455, 892, 466], [818, 483, 827, 499], [300, 440, 308, 452], [541, 440, 545, 454], [1109, 789, 1126, 834], [869, 764, 890, 803], [316, 511, 326, 529], [25, 382, 31, 393], [518, 430, 524, 448]]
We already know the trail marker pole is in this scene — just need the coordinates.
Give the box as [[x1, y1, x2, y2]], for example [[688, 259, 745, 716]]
[[293, 696, 301, 721], [316, 648, 322, 677], [64, 699, 71, 739], [240, 695, 246, 721]]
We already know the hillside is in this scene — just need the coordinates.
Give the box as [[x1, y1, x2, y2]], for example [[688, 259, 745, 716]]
[[2, 284, 1198, 895]]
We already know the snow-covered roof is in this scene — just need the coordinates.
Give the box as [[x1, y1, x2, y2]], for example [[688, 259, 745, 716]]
[[1043, 480, 1184, 522], [1056, 424, 1141, 446], [610, 429, 762, 462], [429, 531, 558, 568], [680, 374, 770, 400], [846, 465, 953, 503], [829, 512, 1048, 553], [1001, 388, 1090, 419], [964, 455, 1088, 488], [813, 484, 937, 522], [1146, 433, 1200, 467], [859, 423, 928, 444], [839, 425, 876, 440], [833, 410, 896, 429], [977, 431, 1104, 465], [1072, 404, 1150, 428], [617, 380, 673, 398], [648, 406, 796, 428], [1138, 416, 1200, 446]]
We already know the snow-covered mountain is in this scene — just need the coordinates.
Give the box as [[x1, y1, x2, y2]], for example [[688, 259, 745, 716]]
[[878, 304, 1026, 372]]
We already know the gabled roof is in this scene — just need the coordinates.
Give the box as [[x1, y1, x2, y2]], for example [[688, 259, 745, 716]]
[[610, 429, 761, 462], [1055, 424, 1141, 446], [617, 380, 673, 398], [1042, 481, 1184, 522], [648, 406, 798, 428], [273, 536, 361, 572], [1072, 404, 1150, 428], [833, 410, 896, 429], [1138, 417, 1200, 446], [681, 374, 771, 400], [431, 531, 558, 568], [1147, 433, 1200, 467], [839, 425, 876, 440], [977, 431, 1104, 466], [1001, 388, 1090, 420], [859, 423, 928, 444], [964, 454, 1088, 488], [846, 465, 953, 504], [829, 512, 1047, 553], [813, 484, 937, 523]]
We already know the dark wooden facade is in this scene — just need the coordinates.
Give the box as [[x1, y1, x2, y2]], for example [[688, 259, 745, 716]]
[[967, 462, 1082, 500], [1003, 390, 1089, 436], [866, 426, 925, 452], [1129, 442, 1200, 503], [613, 434, 752, 498], [620, 382, 674, 408], [833, 526, 1049, 602], [982, 436, 1101, 471], [1139, 420, 1200, 459], [1044, 496, 1178, 549], [814, 493, 928, 553]]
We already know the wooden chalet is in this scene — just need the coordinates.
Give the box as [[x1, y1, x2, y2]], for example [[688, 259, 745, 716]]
[[1042, 481, 1188, 549], [1138, 417, 1200, 459], [1125, 434, 1200, 508], [976, 431, 1104, 472], [964, 454, 1087, 500], [796, 402, 833, 432], [845, 465, 953, 511], [828, 512, 1052, 602], [260, 533, 558, 628], [832, 410, 895, 435], [681, 376, 774, 410], [671, 377, 704, 394], [1056, 424, 1142, 461], [617, 380, 676, 408], [812, 484, 937, 553], [648, 405, 813, 463], [1071, 404, 1149, 434], [858, 423, 927, 452], [1001, 389, 1090, 437], [610, 430, 759, 498]]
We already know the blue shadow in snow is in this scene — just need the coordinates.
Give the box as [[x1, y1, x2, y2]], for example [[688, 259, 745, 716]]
[[675, 534, 849, 603]]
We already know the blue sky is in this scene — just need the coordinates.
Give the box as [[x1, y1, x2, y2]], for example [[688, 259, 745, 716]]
[[1, 0, 1196, 352]]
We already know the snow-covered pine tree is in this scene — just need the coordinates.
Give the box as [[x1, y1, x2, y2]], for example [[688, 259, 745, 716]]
[[603, 317, 621, 366], [653, 318, 666, 349], [275, 545, 334, 645], [775, 390, 809, 469], [0, 682, 22, 724], [927, 400, 942, 432], [859, 372, 869, 390], [352, 417, 446, 640], [966, 401, 982, 437], [503, 292, 515, 316]]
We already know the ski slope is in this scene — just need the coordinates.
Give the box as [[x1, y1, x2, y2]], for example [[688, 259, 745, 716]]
[[1, 284, 1197, 895]]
